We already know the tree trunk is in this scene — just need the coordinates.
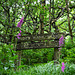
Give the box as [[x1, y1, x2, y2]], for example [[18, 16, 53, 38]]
[[65, 0, 73, 43], [49, 0, 51, 31], [39, 0, 46, 34], [52, 0, 59, 60]]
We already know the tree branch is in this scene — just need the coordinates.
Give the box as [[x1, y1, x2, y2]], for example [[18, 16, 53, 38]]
[[65, 0, 73, 40]]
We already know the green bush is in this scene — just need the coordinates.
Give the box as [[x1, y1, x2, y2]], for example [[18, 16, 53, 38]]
[[21, 48, 54, 65], [64, 48, 75, 63], [7, 61, 75, 75], [0, 43, 17, 75], [65, 37, 75, 49], [60, 37, 75, 63]]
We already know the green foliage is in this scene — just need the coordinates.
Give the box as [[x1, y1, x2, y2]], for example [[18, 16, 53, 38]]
[[0, 43, 18, 75], [22, 48, 54, 65], [65, 37, 74, 49], [0, 0, 75, 74], [5, 62, 75, 75], [64, 48, 75, 63], [60, 37, 75, 63]]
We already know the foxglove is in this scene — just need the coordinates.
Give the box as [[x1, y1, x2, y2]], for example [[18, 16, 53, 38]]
[[61, 62, 65, 72], [16, 33, 21, 39], [17, 17, 24, 28]]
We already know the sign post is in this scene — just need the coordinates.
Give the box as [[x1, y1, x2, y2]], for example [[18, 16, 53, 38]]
[[16, 33, 64, 50], [15, 33, 64, 68]]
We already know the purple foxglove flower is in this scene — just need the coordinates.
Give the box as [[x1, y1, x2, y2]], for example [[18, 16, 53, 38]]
[[58, 48, 62, 50], [59, 50, 60, 51], [62, 62, 65, 66], [17, 17, 24, 28], [61, 66, 65, 72], [20, 30, 22, 33], [17, 22, 21, 28], [17, 36, 20, 39], [58, 48, 62, 51], [20, 17, 24, 24], [61, 62, 65, 72], [59, 35, 64, 47], [16, 35, 19, 39], [18, 33, 21, 36], [16, 33, 21, 39]]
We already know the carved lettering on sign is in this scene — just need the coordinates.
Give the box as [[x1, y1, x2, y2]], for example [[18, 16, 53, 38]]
[[16, 33, 65, 50], [17, 33, 61, 42], [16, 40, 59, 50]]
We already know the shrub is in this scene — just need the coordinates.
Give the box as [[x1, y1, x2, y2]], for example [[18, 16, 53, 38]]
[[8, 61, 75, 75], [0, 43, 17, 75], [21, 48, 54, 65]]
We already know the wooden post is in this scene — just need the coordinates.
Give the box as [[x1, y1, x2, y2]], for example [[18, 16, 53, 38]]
[[17, 51, 21, 70], [17, 41, 21, 70], [14, 46, 18, 70], [54, 32, 60, 61], [54, 47, 59, 60], [14, 37, 22, 70], [14, 53, 18, 70]]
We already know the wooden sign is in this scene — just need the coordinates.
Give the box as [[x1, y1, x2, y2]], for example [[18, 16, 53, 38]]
[[16, 40, 60, 50], [17, 33, 62, 42], [16, 33, 65, 50]]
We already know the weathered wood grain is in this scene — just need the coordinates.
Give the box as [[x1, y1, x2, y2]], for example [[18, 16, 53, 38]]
[[16, 33, 63, 42], [16, 40, 60, 50], [15, 33, 65, 50]]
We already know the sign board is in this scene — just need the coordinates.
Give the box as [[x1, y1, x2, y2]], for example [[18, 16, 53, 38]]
[[16, 33, 65, 50], [16, 40, 60, 50], [17, 33, 61, 42]]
